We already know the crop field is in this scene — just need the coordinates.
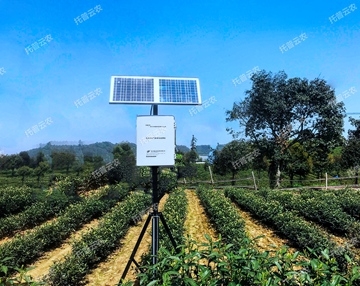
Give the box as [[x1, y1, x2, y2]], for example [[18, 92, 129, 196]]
[[1, 184, 360, 285]]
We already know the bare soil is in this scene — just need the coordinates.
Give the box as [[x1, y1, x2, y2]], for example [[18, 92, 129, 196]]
[[233, 204, 296, 253], [183, 190, 217, 243]]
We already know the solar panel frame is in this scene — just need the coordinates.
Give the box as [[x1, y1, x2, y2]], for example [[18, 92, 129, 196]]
[[109, 76, 201, 105]]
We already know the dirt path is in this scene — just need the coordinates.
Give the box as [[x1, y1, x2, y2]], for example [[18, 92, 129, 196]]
[[0, 236, 13, 246], [233, 204, 295, 253], [27, 218, 101, 281], [309, 222, 360, 259], [184, 190, 217, 244], [84, 193, 169, 286]]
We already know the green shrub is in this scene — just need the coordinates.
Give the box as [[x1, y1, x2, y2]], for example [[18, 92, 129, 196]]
[[0, 186, 36, 217], [225, 187, 333, 253], [0, 257, 44, 285], [197, 186, 248, 249], [131, 236, 360, 285], [0, 189, 70, 238]]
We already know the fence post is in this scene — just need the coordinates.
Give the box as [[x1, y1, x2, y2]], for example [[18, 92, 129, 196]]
[[325, 173, 328, 190], [208, 166, 214, 186], [252, 171, 257, 190]]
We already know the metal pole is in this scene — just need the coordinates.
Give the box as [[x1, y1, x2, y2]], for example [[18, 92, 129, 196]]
[[151, 166, 159, 266], [153, 104, 158, 116], [151, 104, 159, 268]]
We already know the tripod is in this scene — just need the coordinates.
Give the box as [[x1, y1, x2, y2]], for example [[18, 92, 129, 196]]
[[119, 165, 178, 283]]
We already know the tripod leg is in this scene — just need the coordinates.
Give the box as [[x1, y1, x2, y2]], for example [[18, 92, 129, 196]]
[[119, 214, 152, 283], [159, 212, 178, 251], [152, 213, 159, 265]]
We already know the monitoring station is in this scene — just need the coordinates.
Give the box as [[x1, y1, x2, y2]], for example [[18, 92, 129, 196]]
[[136, 115, 175, 167], [109, 75, 201, 282]]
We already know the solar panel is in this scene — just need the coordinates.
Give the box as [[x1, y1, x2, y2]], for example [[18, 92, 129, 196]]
[[109, 76, 201, 105]]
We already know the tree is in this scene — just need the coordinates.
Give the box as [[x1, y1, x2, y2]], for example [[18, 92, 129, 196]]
[[108, 142, 136, 185], [72, 161, 84, 176], [51, 151, 76, 173], [17, 166, 33, 184], [184, 135, 199, 164], [19, 151, 31, 166], [34, 162, 50, 185], [35, 151, 46, 167], [179, 136, 200, 180], [212, 140, 252, 185], [0, 155, 8, 170], [82, 153, 95, 174], [83, 153, 94, 163], [178, 164, 198, 180], [190, 135, 197, 151], [226, 70, 345, 188], [342, 117, 360, 184], [6, 155, 24, 176], [93, 155, 104, 170], [327, 146, 343, 176], [283, 142, 312, 187]]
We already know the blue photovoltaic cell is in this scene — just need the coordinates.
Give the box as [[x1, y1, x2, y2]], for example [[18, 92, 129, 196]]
[[159, 79, 199, 103], [112, 78, 154, 102]]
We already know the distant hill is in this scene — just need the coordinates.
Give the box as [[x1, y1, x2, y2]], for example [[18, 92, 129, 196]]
[[196, 145, 213, 155], [176, 145, 190, 153], [176, 145, 214, 155]]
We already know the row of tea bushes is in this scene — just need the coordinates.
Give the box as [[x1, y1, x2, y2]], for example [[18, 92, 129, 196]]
[[0, 183, 130, 270], [45, 191, 151, 286]]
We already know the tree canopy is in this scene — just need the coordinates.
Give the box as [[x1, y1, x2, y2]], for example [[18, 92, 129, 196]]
[[226, 70, 346, 188], [342, 117, 360, 183]]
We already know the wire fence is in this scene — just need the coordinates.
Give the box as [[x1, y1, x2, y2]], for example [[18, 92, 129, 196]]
[[178, 172, 360, 191]]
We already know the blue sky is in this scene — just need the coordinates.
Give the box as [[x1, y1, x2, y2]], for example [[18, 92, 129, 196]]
[[0, 0, 359, 155]]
